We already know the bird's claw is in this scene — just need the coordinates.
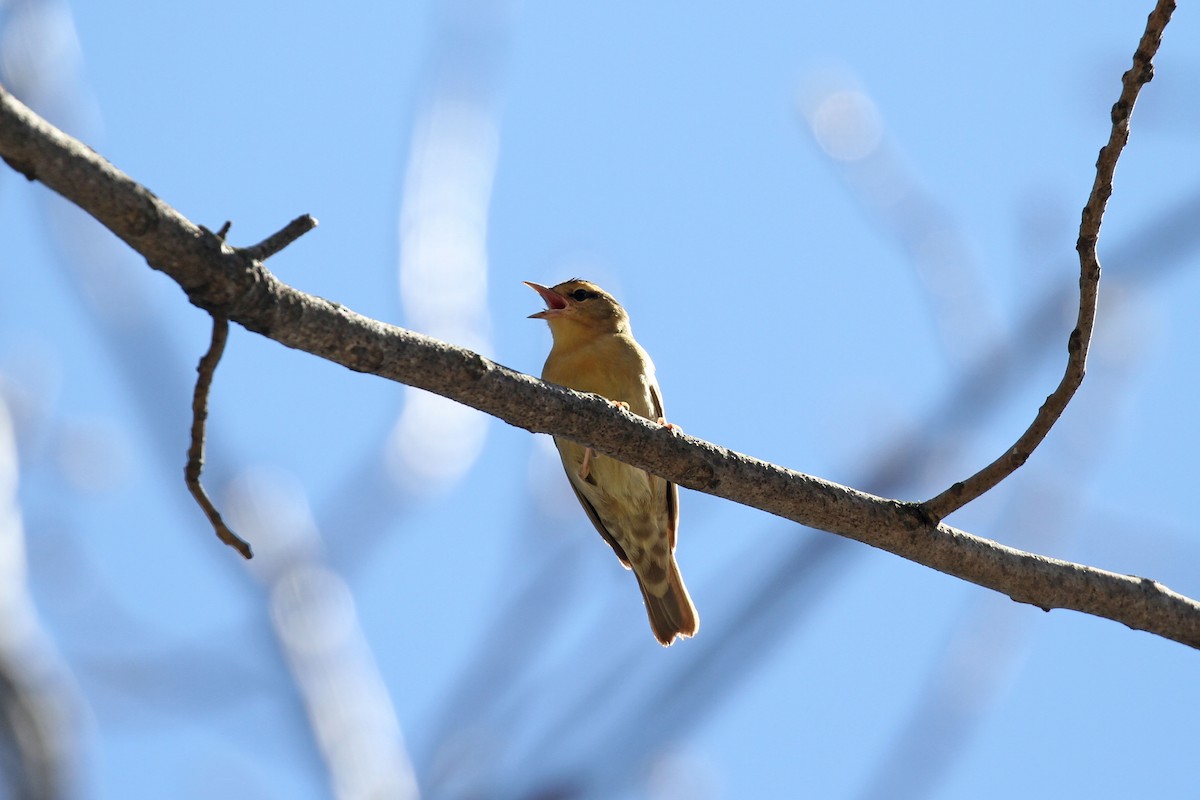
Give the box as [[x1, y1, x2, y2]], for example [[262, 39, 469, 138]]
[[579, 402, 630, 482]]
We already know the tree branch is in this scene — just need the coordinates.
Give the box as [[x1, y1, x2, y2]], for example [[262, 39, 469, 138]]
[[923, 0, 1176, 519], [185, 314, 253, 559], [239, 214, 319, 262], [2, 71, 1198, 650]]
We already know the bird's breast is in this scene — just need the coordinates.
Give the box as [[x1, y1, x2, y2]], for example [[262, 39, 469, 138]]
[[542, 335, 657, 419]]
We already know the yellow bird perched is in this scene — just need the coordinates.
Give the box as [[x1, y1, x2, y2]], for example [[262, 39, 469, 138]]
[[525, 279, 698, 646]]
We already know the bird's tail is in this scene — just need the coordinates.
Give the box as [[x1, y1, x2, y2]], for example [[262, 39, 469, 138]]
[[639, 560, 699, 647]]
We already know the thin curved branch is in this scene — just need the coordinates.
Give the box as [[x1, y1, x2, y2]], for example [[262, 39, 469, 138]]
[[185, 314, 253, 559], [923, 0, 1175, 519], [2, 81, 1198, 651]]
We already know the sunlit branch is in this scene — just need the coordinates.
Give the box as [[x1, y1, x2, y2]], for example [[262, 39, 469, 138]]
[[1, 56, 1198, 652], [923, 0, 1176, 519]]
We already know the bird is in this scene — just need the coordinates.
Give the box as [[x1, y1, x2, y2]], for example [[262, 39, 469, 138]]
[[525, 278, 698, 646]]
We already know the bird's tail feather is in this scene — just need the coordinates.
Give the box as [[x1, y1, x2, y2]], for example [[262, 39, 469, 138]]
[[639, 561, 698, 647]]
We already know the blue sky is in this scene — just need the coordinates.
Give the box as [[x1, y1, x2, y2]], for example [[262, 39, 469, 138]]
[[2, 1, 1199, 798]]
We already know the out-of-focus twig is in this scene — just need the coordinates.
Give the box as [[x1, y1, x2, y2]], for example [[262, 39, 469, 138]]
[[0, 395, 77, 800], [387, 0, 508, 497], [924, 0, 1175, 519], [227, 471, 421, 800], [800, 74, 1002, 365], [857, 294, 1146, 800]]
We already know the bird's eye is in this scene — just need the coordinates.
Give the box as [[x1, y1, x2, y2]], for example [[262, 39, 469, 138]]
[[571, 289, 594, 301]]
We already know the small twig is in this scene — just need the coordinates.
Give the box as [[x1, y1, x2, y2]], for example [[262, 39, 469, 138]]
[[241, 214, 318, 262], [185, 315, 253, 559], [923, 0, 1175, 520]]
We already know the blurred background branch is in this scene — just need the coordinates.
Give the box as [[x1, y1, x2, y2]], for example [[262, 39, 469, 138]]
[[0, 395, 77, 800]]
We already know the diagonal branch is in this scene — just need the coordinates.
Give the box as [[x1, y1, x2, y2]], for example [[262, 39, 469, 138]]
[[2, 75, 1198, 650], [923, 0, 1176, 519]]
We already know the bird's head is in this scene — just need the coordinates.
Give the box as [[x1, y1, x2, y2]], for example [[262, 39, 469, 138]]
[[524, 279, 630, 338]]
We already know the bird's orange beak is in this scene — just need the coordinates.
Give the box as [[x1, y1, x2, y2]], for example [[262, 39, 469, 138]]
[[524, 281, 569, 319]]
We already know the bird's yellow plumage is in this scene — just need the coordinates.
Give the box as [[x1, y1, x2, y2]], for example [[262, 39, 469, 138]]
[[526, 279, 698, 646]]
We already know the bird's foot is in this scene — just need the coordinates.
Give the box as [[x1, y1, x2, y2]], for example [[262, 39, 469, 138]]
[[657, 417, 681, 434], [579, 402, 629, 481]]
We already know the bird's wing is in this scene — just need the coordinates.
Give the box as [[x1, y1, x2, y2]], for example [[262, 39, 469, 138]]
[[649, 380, 680, 551], [648, 378, 666, 421], [665, 480, 680, 552], [567, 477, 631, 567]]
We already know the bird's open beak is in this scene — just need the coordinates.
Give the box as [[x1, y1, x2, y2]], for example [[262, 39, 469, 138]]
[[524, 281, 569, 319]]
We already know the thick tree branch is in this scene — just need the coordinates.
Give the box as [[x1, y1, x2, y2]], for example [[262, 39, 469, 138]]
[[2, 79, 1198, 651], [923, 0, 1175, 519]]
